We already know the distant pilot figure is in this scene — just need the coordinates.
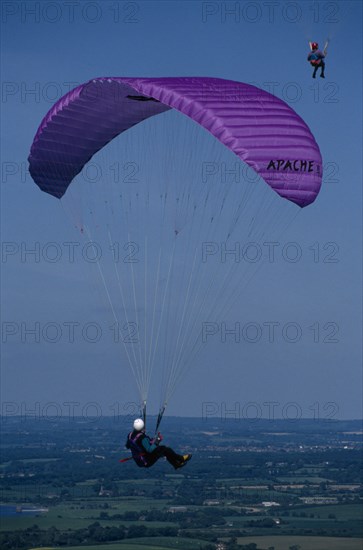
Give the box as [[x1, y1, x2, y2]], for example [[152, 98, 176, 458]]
[[308, 42, 326, 78], [125, 418, 192, 469]]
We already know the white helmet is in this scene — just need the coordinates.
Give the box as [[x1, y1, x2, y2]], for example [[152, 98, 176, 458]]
[[133, 418, 145, 431]]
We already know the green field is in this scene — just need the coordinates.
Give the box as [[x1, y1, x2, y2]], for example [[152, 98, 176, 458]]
[[29, 546, 170, 550], [51, 536, 363, 550], [54, 537, 211, 550], [300, 503, 363, 520], [237, 535, 363, 549], [276, 476, 330, 483], [1, 496, 174, 533]]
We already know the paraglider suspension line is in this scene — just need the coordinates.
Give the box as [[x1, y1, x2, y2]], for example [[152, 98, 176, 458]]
[[141, 401, 147, 429], [155, 404, 166, 434]]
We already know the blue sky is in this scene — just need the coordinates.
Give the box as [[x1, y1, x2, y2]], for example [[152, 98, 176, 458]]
[[1, 0, 362, 421]]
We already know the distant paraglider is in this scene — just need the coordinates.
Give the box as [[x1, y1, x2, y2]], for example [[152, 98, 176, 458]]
[[308, 40, 329, 78]]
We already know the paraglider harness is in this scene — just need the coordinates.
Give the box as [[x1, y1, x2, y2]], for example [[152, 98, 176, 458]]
[[122, 431, 148, 466], [308, 40, 329, 66], [309, 54, 322, 67]]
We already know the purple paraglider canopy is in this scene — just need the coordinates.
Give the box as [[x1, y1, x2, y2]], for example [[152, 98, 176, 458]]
[[28, 77, 322, 207]]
